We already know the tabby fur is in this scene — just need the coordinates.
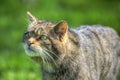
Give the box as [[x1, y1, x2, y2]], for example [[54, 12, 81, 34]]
[[23, 12, 120, 80]]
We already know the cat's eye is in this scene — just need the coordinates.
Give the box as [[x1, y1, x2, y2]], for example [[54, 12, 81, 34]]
[[40, 35, 48, 40]]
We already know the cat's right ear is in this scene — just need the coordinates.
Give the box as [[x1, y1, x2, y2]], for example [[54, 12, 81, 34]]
[[54, 20, 68, 41], [27, 11, 38, 23]]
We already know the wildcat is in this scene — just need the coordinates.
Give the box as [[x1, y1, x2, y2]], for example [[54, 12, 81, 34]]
[[23, 12, 120, 80]]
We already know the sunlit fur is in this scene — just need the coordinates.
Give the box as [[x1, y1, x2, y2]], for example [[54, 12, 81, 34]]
[[23, 12, 120, 80]]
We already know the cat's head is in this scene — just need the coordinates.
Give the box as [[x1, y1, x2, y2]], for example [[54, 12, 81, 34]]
[[23, 12, 68, 65]]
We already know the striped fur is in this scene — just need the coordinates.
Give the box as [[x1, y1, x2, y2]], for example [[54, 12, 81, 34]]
[[23, 12, 120, 80]]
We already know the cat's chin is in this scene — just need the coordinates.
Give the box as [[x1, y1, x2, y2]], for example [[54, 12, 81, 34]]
[[26, 51, 44, 64], [31, 56, 42, 64]]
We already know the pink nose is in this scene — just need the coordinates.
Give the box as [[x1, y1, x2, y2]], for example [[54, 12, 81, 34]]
[[27, 38, 36, 46]]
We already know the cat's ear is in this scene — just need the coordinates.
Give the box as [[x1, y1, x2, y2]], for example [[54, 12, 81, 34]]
[[27, 11, 38, 23], [54, 20, 68, 41]]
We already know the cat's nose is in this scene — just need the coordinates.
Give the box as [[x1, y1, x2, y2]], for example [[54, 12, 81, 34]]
[[27, 37, 36, 46]]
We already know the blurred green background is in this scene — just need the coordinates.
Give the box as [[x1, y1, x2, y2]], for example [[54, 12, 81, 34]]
[[0, 0, 120, 80]]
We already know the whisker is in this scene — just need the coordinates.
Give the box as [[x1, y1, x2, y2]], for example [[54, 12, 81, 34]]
[[38, 50, 46, 64], [39, 49, 54, 69], [43, 54, 50, 68], [43, 48, 60, 60], [42, 50, 57, 66], [43, 56, 52, 72]]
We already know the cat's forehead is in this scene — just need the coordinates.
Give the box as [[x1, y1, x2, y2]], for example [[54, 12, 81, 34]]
[[27, 21, 55, 33]]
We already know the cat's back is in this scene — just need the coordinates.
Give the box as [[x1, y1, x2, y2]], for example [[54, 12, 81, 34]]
[[76, 25, 118, 38], [74, 25, 120, 57], [71, 25, 120, 80], [75, 25, 119, 47]]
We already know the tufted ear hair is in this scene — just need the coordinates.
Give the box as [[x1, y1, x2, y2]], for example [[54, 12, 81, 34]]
[[27, 11, 38, 23], [54, 20, 68, 40]]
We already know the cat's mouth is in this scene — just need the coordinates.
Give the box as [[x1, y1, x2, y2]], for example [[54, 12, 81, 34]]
[[23, 43, 41, 56], [28, 46, 36, 53]]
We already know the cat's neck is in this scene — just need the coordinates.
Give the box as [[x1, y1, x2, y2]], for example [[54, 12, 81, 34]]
[[56, 28, 80, 64], [42, 28, 80, 75]]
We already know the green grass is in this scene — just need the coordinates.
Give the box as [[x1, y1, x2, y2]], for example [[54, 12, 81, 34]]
[[0, 0, 120, 80], [0, 51, 42, 80]]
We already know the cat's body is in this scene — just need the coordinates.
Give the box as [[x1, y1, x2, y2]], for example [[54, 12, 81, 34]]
[[23, 12, 120, 80], [41, 26, 120, 80]]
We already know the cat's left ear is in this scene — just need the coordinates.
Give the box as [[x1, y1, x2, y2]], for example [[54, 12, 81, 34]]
[[54, 20, 68, 41], [27, 11, 38, 23]]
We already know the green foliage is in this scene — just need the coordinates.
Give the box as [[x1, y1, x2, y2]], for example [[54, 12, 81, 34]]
[[0, 0, 120, 80]]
